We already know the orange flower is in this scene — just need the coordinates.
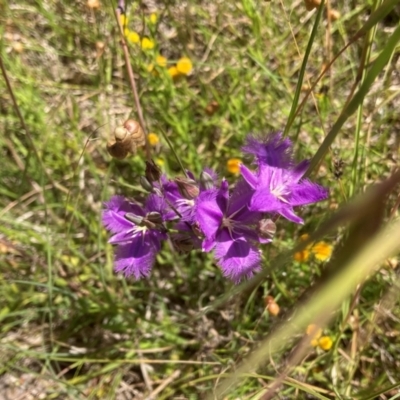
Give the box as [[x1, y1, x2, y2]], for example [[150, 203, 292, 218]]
[[226, 158, 241, 175], [306, 324, 322, 347], [294, 234, 311, 262], [318, 336, 333, 351], [176, 57, 193, 75], [312, 241, 332, 261]]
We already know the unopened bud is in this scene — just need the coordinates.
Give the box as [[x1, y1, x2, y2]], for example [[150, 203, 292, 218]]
[[140, 176, 153, 192], [175, 177, 199, 200], [146, 212, 163, 225], [145, 160, 162, 182], [200, 170, 214, 190], [258, 219, 276, 239], [125, 213, 143, 225]]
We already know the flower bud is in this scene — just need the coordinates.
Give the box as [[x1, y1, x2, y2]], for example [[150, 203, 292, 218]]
[[140, 176, 154, 192], [145, 212, 163, 225], [200, 170, 214, 190], [125, 213, 144, 225], [145, 160, 162, 182], [175, 177, 199, 200], [258, 219, 276, 239]]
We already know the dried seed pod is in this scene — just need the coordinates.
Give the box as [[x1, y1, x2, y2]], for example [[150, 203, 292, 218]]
[[205, 100, 219, 116], [106, 119, 145, 160], [265, 295, 280, 316], [329, 9, 341, 21], [304, 0, 321, 11]]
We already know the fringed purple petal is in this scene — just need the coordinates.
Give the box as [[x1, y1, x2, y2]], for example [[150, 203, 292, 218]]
[[114, 233, 160, 279], [289, 181, 329, 207], [291, 160, 310, 181], [102, 196, 143, 234], [242, 133, 293, 168], [278, 207, 303, 224], [195, 189, 223, 240], [249, 190, 283, 213], [214, 230, 261, 283], [240, 164, 258, 189]]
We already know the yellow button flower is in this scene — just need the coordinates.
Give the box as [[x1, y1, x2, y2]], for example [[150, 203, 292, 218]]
[[168, 66, 179, 78], [318, 336, 333, 351], [141, 37, 155, 50], [127, 30, 140, 44], [294, 250, 310, 262], [306, 324, 322, 347], [176, 57, 193, 75], [148, 133, 159, 146], [312, 241, 333, 261], [226, 158, 241, 175], [294, 234, 311, 262], [149, 13, 158, 24], [156, 55, 167, 67], [119, 14, 128, 26]]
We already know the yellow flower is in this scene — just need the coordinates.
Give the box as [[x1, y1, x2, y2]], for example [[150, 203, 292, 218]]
[[168, 66, 179, 78], [141, 37, 155, 50], [155, 158, 164, 166], [176, 57, 193, 75], [306, 324, 322, 347], [226, 158, 241, 175], [149, 13, 158, 24], [148, 133, 159, 146], [312, 241, 333, 261], [119, 14, 128, 27], [294, 250, 310, 262], [294, 234, 311, 262], [318, 336, 333, 351], [127, 30, 140, 44], [156, 55, 167, 67]]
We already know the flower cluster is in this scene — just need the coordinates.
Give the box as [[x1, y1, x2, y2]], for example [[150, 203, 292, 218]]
[[103, 133, 328, 283], [120, 13, 193, 78]]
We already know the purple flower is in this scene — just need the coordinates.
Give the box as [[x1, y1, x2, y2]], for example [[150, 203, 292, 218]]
[[102, 194, 173, 279], [240, 160, 328, 224], [160, 169, 218, 223], [194, 179, 270, 283], [242, 132, 293, 168]]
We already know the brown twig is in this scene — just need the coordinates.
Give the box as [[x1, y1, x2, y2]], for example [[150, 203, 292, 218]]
[[114, 6, 151, 161]]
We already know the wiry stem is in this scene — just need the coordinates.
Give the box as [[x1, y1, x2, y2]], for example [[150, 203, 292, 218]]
[[114, 4, 151, 161]]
